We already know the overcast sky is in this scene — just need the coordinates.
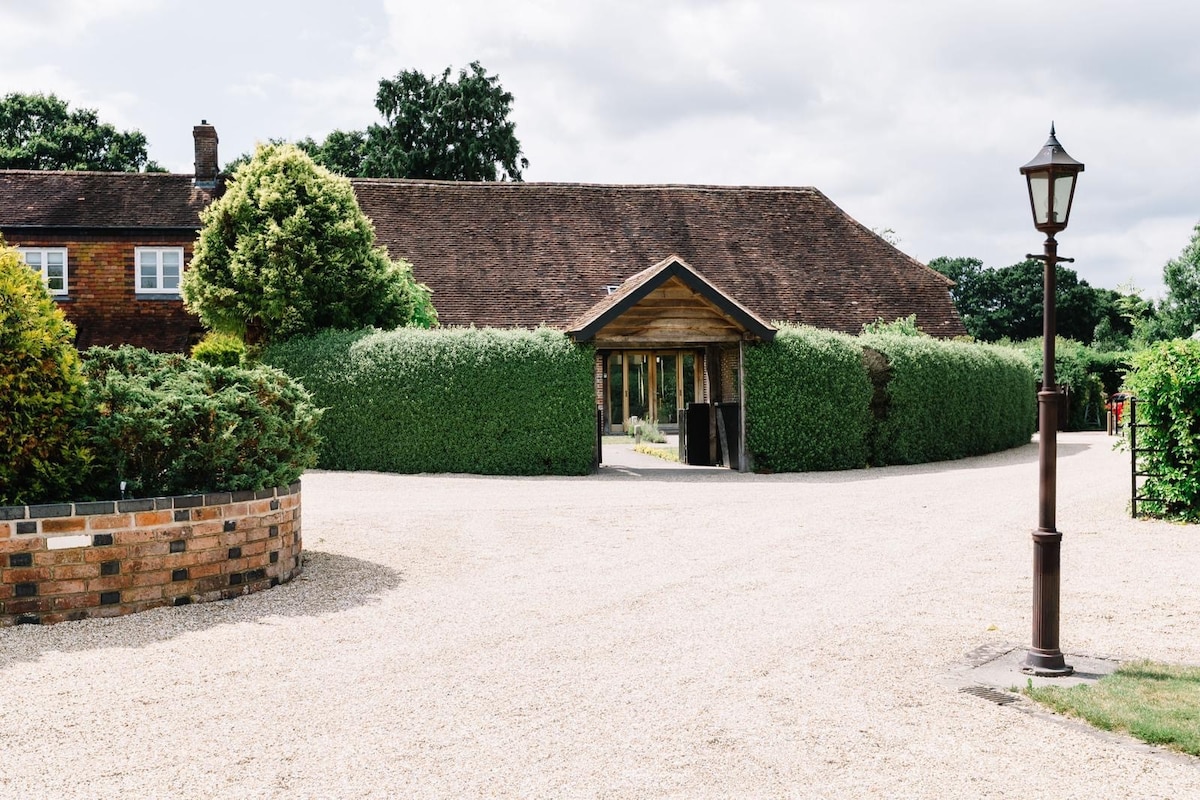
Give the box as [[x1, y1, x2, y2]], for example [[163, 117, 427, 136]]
[[2, 0, 1198, 299]]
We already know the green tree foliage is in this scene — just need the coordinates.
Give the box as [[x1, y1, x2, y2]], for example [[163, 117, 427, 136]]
[[79, 347, 321, 498], [262, 327, 595, 475], [1008, 337, 1129, 431], [227, 62, 527, 180], [744, 326, 872, 472], [929, 256, 1107, 343], [1124, 339, 1200, 521], [362, 61, 528, 180], [0, 92, 164, 171], [182, 143, 436, 344], [0, 238, 91, 504], [1161, 219, 1200, 338]]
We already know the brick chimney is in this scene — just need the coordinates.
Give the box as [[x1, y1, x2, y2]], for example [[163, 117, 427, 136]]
[[193, 120, 218, 187]]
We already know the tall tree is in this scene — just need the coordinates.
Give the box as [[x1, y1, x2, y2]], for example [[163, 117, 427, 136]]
[[182, 143, 436, 344], [227, 62, 528, 180], [363, 61, 528, 181], [928, 256, 1104, 343], [1161, 219, 1200, 337], [0, 92, 163, 171]]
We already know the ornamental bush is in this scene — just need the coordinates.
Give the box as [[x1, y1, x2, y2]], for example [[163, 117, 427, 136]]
[[744, 326, 872, 472], [79, 346, 322, 499], [1123, 338, 1200, 521], [190, 331, 247, 367], [863, 334, 1036, 465], [263, 327, 596, 475], [0, 238, 91, 504], [182, 143, 436, 344]]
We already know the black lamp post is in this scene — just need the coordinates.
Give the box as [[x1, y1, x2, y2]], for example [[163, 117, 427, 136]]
[[1019, 124, 1084, 677]]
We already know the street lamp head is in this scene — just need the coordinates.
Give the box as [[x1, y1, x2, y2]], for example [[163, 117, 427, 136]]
[[1020, 123, 1085, 235]]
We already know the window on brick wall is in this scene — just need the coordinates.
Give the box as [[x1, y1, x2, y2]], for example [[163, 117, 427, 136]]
[[17, 248, 69, 295], [135, 247, 184, 295]]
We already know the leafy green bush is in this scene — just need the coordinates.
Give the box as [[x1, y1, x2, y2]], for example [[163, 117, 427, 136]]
[[263, 327, 595, 475], [1123, 339, 1200, 521], [745, 326, 872, 471], [0, 239, 91, 504], [79, 346, 321, 498], [862, 334, 1035, 465], [191, 331, 247, 367]]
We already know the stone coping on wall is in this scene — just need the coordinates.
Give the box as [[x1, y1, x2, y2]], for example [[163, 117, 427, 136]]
[[0, 482, 302, 626]]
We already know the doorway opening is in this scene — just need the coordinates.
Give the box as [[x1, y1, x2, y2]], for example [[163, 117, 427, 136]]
[[606, 350, 701, 433]]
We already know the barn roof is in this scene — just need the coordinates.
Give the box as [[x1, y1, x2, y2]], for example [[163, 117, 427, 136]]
[[351, 179, 964, 336]]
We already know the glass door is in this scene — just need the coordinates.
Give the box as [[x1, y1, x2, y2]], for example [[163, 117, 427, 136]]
[[627, 353, 650, 424], [656, 353, 678, 425]]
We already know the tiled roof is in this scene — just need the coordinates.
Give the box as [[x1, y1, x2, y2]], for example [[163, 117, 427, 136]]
[[352, 180, 965, 336], [0, 170, 216, 229], [0, 170, 965, 337]]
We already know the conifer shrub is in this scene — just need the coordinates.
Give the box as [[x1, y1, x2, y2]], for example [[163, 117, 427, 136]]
[[0, 240, 91, 504], [191, 331, 248, 367], [79, 346, 321, 499], [263, 327, 596, 475]]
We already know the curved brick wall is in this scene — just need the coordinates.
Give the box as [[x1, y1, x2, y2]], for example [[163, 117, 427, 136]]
[[0, 483, 302, 626]]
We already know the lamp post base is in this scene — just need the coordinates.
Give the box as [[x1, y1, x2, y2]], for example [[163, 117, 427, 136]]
[[1022, 648, 1074, 677]]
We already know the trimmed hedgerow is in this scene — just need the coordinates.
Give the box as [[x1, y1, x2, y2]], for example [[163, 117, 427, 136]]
[[0, 239, 92, 504], [262, 327, 596, 476], [862, 334, 1036, 465], [79, 346, 322, 499], [744, 326, 872, 472], [1123, 338, 1200, 522]]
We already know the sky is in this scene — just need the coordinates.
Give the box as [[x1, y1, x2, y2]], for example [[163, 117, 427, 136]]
[[2, 0, 1198, 300]]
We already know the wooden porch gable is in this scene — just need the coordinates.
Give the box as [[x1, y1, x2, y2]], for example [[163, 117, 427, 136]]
[[567, 256, 776, 347]]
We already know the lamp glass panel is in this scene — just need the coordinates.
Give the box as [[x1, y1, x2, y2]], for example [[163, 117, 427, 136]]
[[1028, 174, 1050, 225], [1052, 174, 1075, 226]]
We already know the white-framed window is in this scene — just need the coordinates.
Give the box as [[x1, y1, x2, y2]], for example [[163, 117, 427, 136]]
[[17, 248, 68, 295], [135, 247, 184, 294]]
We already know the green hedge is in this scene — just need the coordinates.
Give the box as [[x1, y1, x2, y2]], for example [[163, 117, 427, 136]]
[[744, 326, 872, 471], [80, 347, 321, 499], [263, 327, 596, 475], [1123, 339, 1200, 521], [1010, 338, 1131, 430], [862, 334, 1036, 465]]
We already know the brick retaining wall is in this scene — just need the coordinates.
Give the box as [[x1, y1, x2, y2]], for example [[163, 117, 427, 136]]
[[0, 483, 302, 626]]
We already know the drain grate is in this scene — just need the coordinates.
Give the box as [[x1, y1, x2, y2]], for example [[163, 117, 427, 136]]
[[959, 685, 1021, 706]]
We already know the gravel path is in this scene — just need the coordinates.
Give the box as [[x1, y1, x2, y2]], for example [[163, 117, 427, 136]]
[[2, 432, 1198, 798]]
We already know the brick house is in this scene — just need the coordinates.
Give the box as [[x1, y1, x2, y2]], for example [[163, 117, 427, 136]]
[[1, 123, 965, 437], [0, 123, 220, 351]]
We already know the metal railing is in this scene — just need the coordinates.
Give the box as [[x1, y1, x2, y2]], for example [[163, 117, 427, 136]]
[[1128, 397, 1168, 518]]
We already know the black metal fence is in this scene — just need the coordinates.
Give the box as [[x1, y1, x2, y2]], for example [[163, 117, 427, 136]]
[[1128, 397, 1168, 518]]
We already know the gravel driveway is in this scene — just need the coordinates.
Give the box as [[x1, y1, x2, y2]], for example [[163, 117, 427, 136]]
[[2, 432, 1198, 798]]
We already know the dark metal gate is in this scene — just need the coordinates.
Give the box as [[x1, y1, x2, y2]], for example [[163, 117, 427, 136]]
[[1129, 397, 1167, 518]]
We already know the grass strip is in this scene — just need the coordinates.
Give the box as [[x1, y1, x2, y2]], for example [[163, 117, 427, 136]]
[[1025, 660, 1200, 756]]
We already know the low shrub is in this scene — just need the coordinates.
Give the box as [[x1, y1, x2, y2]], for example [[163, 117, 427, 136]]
[[191, 331, 248, 367], [745, 326, 872, 471], [1123, 338, 1200, 521], [79, 346, 321, 499], [263, 327, 596, 475], [863, 334, 1035, 465], [0, 239, 92, 505]]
